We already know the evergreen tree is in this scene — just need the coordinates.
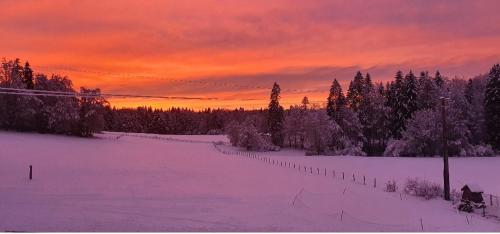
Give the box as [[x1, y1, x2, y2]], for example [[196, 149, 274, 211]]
[[326, 79, 346, 120], [346, 71, 364, 111], [359, 82, 391, 155], [402, 70, 419, 121], [387, 71, 405, 139], [484, 64, 500, 150], [417, 71, 438, 110], [301, 96, 309, 110], [465, 78, 473, 104], [435, 70, 444, 89], [268, 82, 284, 147], [364, 72, 374, 94], [23, 61, 34, 89]]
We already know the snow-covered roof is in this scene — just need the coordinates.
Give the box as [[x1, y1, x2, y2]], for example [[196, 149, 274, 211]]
[[463, 183, 484, 193]]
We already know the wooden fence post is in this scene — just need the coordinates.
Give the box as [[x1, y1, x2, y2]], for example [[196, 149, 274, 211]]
[[342, 172, 345, 180], [341, 210, 344, 221], [29, 165, 32, 180], [490, 195, 493, 206], [317, 168, 319, 175], [420, 218, 424, 231], [353, 174, 355, 182], [374, 178, 377, 188], [363, 176, 366, 185]]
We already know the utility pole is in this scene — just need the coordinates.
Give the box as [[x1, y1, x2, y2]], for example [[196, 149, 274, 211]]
[[441, 97, 450, 201]]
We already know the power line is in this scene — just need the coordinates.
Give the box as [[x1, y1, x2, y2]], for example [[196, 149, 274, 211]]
[[0, 87, 218, 100]]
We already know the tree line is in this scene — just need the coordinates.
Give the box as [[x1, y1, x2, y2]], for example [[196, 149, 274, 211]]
[[0, 58, 107, 136], [229, 65, 500, 157], [1, 57, 499, 157]]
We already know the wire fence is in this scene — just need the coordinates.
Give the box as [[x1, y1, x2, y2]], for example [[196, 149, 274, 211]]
[[212, 141, 500, 217]]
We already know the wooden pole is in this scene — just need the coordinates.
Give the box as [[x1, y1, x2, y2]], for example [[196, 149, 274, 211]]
[[363, 176, 366, 185], [374, 178, 377, 188], [29, 165, 32, 180], [342, 172, 345, 180], [441, 97, 451, 201]]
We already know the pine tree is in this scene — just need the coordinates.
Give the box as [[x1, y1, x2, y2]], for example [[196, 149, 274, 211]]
[[23, 61, 34, 89], [326, 79, 346, 120], [435, 70, 444, 89], [359, 82, 391, 155], [346, 71, 364, 111], [268, 82, 284, 147], [364, 72, 374, 95], [484, 64, 500, 150], [417, 71, 438, 110], [465, 78, 473, 104], [402, 70, 419, 121], [387, 71, 405, 139], [301, 96, 309, 110]]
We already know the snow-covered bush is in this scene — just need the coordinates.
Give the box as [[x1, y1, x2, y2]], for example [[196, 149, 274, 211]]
[[226, 121, 242, 147], [225, 118, 273, 151], [463, 144, 495, 157], [404, 177, 443, 200], [237, 122, 267, 151], [383, 139, 407, 157], [385, 180, 397, 192], [333, 144, 366, 156]]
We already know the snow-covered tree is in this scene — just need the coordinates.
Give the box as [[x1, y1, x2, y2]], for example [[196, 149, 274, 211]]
[[435, 70, 444, 89], [463, 75, 487, 145], [77, 88, 107, 137], [237, 119, 266, 151], [284, 105, 306, 148], [387, 71, 405, 139], [359, 83, 391, 155], [417, 71, 439, 110], [347, 71, 364, 111], [304, 110, 341, 155], [484, 64, 500, 150], [326, 79, 346, 121], [402, 70, 419, 121]]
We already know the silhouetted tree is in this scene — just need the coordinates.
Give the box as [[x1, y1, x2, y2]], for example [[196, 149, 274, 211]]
[[268, 82, 284, 146]]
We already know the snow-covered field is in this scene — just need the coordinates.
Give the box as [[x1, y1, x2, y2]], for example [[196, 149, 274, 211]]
[[1, 131, 499, 231]]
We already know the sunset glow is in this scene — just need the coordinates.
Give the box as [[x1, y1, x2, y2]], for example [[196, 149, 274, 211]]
[[1, 0, 500, 109]]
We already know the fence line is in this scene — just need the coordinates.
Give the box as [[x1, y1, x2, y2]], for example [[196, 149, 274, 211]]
[[212, 140, 500, 216], [104, 132, 500, 214]]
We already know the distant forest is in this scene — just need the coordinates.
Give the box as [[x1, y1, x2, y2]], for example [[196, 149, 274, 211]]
[[1, 58, 499, 157]]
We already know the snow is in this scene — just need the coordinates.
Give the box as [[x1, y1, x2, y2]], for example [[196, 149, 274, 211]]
[[1, 131, 499, 231], [223, 146, 500, 195], [465, 184, 484, 193]]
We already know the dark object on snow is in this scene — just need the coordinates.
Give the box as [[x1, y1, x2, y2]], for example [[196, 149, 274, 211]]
[[458, 184, 486, 213], [29, 165, 32, 180]]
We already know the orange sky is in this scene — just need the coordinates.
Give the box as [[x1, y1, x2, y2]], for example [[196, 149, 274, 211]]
[[1, 0, 500, 110]]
